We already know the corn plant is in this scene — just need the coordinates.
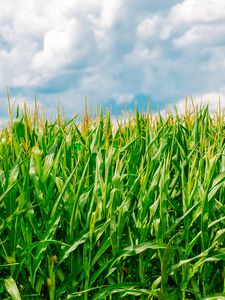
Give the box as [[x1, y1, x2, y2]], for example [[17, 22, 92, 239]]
[[0, 101, 225, 299]]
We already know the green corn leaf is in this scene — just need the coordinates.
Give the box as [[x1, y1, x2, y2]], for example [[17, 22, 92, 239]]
[[4, 277, 21, 300]]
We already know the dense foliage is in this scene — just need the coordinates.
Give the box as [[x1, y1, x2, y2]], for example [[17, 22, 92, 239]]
[[0, 103, 225, 299]]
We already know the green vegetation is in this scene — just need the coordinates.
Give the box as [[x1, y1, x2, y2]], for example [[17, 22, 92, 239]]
[[0, 101, 225, 299]]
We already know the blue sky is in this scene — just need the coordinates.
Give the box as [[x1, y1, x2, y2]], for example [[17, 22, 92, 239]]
[[0, 0, 225, 120]]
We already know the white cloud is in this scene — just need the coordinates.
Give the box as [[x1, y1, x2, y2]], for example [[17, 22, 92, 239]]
[[137, 15, 172, 40], [170, 0, 225, 24], [0, 43, 37, 86], [137, 16, 161, 38], [124, 45, 161, 65], [79, 71, 115, 99], [1, 0, 225, 119], [31, 19, 80, 74], [173, 24, 225, 48], [100, 0, 124, 30], [0, 0, 124, 89], [88, 0, 124, 49]]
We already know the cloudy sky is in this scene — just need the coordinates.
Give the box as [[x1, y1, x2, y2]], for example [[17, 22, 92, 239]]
[[0, 0, 225, 119]]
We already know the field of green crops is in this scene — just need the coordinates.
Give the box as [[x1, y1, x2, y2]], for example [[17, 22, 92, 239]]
[[0, 102, 225, 299]]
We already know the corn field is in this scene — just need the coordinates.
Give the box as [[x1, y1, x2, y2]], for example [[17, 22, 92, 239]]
[[0, 102, 225, 299]]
